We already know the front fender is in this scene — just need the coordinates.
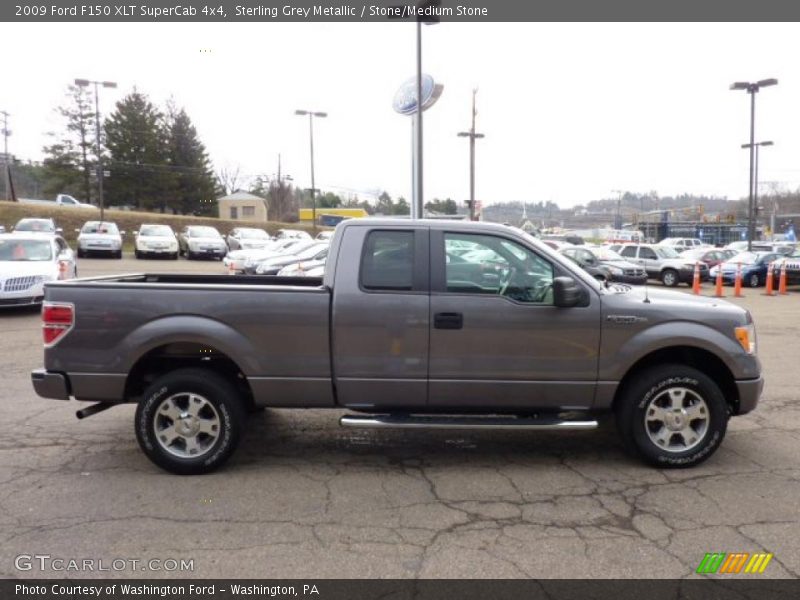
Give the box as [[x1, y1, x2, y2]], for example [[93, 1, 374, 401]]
[[599, 321, 760, 382]]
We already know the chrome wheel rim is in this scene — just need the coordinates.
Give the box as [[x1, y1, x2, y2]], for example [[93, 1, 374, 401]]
[[153, 393, 220, 459], [663, 271, 676, 286], [749, 274, 759, 287], [644, 387, 709, 453]]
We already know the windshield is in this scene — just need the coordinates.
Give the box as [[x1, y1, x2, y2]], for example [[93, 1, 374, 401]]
[[239, 229, 269, 239], [0, 239, 53, 261], [729, 252, 759, 265], [655, 247, 680, 258], [81, 222, 119, 234], [139, 225, 173, 237], [189, 227, 221, 238], [15, 219, 55, 232], [590, 247, 625, 261]]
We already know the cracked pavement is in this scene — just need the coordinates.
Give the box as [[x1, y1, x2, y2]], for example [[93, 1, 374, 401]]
[[1, 257, 798, 579]]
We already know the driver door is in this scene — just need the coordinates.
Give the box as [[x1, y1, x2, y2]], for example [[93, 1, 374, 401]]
[[428, 231, 601, 411]]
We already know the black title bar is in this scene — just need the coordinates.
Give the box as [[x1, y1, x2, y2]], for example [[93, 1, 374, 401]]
[[5, 0, 800, 22]]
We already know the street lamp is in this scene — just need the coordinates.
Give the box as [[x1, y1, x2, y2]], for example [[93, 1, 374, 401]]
[[75, 78, 117, 222], [295, 109, 327, 227], [741, 140, 774, 238], [730, 78, 777, 250], [1, 110, 10, 201], [457, 89, 485, 221]]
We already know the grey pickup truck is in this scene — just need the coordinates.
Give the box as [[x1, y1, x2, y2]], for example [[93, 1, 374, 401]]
[[32, 219, 763, 474]]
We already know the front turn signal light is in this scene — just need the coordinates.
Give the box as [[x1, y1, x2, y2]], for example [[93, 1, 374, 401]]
[[735, 325, 756, 355]]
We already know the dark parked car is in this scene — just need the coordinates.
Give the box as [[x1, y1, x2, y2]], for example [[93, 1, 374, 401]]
[[709, 251, 784, 287], [561, 246, 647, 284], [679, 247, 730, 270]]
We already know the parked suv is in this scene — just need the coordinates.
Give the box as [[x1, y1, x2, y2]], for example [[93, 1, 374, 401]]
[[561, 246, 647, 284], [617, 243, 709, 287], [658, 238, 705, 252]]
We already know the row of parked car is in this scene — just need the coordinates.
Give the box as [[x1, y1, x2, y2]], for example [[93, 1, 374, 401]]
[[552, 236, 799, 288]]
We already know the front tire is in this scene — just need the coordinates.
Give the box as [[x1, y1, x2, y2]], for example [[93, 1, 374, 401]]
[[135, 368, 246, 475], [171, 252, 179, 260], [661, 269, 679, 287], [748, 273, 761, 288], [616, 364, 728, 468]]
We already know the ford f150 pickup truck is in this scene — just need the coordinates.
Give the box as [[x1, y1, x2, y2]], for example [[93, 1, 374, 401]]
[[31, 219, 763, 474]]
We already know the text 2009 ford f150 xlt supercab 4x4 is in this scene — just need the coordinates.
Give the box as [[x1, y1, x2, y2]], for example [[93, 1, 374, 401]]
[[31, 219, 763, 474]]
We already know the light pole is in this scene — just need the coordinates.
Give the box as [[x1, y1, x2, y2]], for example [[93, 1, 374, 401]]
[[295, 110, 326, 228], [457, 89, 484, 221], [1, 111, 10, 201], [730, 78, 777, 250], [741, 140, 774, 240], [75, 78, 117, 222]]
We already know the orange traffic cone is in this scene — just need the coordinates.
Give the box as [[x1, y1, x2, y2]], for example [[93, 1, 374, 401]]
[[734, 262, 743, 297], [764, 262, 774, 296], [714, 264, 724, 297], [692, 262, 701, 295], [779, 262, 788, 295]]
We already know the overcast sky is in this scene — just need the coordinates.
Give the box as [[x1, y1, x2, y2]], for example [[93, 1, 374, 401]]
[[2, 22, 799, 207]]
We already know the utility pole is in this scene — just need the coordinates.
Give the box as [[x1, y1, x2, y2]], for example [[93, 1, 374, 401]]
[[457, 89, 485, 221], [1, 111, 10, 201], [295, 110, 326, 228], [74, 79, 117, 221]]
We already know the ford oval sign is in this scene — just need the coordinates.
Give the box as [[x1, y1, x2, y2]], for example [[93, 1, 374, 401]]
[[393, 74, 441, 115]]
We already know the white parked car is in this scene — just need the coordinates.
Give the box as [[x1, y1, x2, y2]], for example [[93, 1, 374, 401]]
[[277, 258, 327, 277], [243, 239, 319, 274], [223, 238, 302, 274], [0, 233, 77, 308], [134, 224, 179, 260], [275, 229, 312, 241], [76, 221, 124, 258], [315, 231, 334, 242], [657, 237, 707, 251], [178, 225, 227, 260], [226, 227, 272, 251], [254, 243, 329, 275]]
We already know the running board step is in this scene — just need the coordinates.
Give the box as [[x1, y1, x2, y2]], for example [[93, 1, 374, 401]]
[[339, 414, 598, 431]]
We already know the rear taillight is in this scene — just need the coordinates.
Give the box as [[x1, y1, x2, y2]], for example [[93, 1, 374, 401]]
[[42, 302, 74, 346]]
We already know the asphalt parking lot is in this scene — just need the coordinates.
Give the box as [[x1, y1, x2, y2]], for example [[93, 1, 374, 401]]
[[1, 255, 799, 579]]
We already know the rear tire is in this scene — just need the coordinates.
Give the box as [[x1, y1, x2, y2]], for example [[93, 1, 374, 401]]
[[114, 250, 123, 259], [615, 364, 728, 468], [77, 248, 85, 258], [135, 249, 142, 259], [748, 273, 761, 288], [171, 252, 179, 260], [135, 368, 246, 475]]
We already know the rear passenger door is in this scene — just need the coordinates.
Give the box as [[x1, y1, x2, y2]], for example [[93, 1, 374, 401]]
[[331, 226, 430, 410]]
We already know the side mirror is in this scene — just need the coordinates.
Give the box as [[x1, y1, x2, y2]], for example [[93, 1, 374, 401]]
[[553, 276, 585, 308]]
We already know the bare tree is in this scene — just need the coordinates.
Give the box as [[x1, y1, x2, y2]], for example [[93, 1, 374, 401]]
[[216, 165, 242, 195]]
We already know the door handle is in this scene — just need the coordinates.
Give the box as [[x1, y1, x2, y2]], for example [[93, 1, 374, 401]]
[[434, 312, 463, 330]]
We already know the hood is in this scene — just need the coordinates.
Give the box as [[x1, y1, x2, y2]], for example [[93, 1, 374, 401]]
[[187, 236, 225, 244], [79, 233, 121, 242], [0, 261, 57, 278], [138, 234, 174, 242], [229, 248, 281, 260], [602, 259, 641, 270], [603, 283, 748, 322]]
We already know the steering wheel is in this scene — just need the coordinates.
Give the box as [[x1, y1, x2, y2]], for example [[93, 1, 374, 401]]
[[532, 281, 553, 303], [499, 267, 516, 297]]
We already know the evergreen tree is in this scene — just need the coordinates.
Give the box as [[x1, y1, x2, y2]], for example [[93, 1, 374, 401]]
[[165, 104, 216, 215], [41, 85, 96, 201], [104, 91, 170, 210]]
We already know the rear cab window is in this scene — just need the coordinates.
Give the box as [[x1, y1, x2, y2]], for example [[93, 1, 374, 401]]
[[360, 230, 415, 291]]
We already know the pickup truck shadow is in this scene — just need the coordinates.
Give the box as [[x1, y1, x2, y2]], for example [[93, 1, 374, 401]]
[[235, 409, 626, 470]]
